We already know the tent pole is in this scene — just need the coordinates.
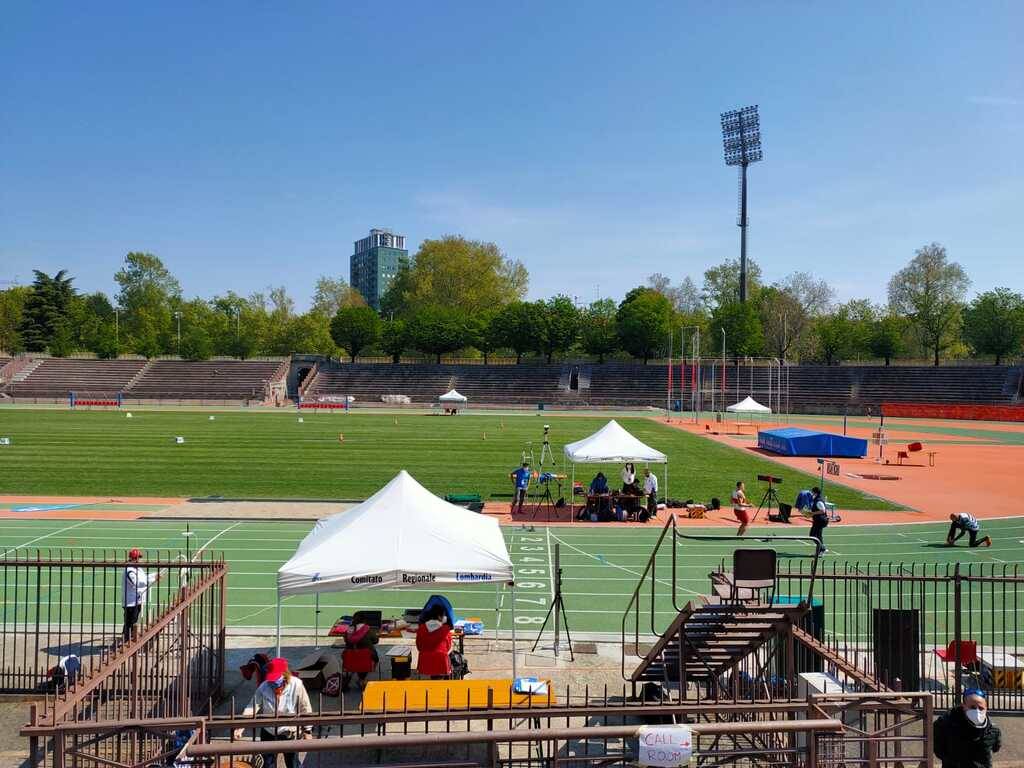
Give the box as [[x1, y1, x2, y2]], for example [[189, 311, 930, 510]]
[[314, 593, 320, 650], [510, 581, 518, 679], [570, 463, 575, 523], [276, 590, 282, 657]]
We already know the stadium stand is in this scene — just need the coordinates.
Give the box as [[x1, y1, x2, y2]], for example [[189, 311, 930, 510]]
[[125, 360, 286, 401], [3, 358, 147, 398], [303, 363, 457, 404]]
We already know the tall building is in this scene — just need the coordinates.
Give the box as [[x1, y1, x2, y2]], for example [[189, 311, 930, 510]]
[[350, 228, 408, 311]]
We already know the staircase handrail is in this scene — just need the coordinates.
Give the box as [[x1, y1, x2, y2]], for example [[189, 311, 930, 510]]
[[620, 514, 684, 677]]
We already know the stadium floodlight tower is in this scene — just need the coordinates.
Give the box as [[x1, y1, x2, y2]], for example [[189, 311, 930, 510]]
[[720, 104, 763, 303]]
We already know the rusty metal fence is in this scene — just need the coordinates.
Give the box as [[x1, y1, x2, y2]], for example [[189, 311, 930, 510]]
[[1, 550, 226, 768], [776, 559, 1024, 712]]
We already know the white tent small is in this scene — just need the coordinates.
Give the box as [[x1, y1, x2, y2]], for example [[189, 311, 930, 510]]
[[563, 420, 668, 520], [726, 396, 771, 414], [275, 470, 519, 668], [438, 389, 468, 403]]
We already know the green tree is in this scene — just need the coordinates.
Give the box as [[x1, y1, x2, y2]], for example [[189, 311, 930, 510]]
[[0, 286, 31, 353], [466, 309, 499, 364], [400, 236, 528, 315], [887, 243, 970, 366], [813, 310, 862, 365], [378, 258, 415, 318], [703, 258, 763, 309], [18, 270, 77, 352], [115, 253, 180, 355], [490, 301, 542, 364], [616, 289, 672, 364], [311, 276, 366, 316], [380, 319, 408, 363], [869, 315, 906, 366], [963, 288, 1024, 365], [756, 273, 834, 362], [273, 312, 336, 356], [68, 292, 116, 357], [329, 306, 381, 362], [580, 298, 620, 362], [535, 296, 580, 363], [709, 301, 763, 358], [407, 307, 469, 364]]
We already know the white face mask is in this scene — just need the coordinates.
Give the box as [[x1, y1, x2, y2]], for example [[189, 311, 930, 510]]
[[965, 708, 987, 727], [425, 619, 442, 632]]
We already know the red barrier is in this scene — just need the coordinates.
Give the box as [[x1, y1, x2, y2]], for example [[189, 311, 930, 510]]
[[74, 399, 119, 407], [881, 402, 1024, 422], [299, 402, 348, 410]]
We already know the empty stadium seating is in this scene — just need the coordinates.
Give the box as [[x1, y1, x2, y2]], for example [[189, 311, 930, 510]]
[[4, 358, 147, 398], [125, 360, 285, 400]]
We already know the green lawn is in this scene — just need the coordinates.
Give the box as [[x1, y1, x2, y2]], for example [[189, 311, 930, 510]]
[[2, 517, 1021, 637], [0, 409, 898, 510]]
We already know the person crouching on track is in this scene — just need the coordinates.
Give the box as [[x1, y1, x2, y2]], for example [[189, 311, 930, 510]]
[[235, 657, 312, 768], [416, 604, 453, 679], [731, 481, 754, 536], [946, 512, 992, 548], [341, 621, 379, 691], [934, 688, 1001, 768]]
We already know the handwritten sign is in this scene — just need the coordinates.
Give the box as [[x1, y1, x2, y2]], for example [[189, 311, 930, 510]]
[[637, 725, 693, 767]]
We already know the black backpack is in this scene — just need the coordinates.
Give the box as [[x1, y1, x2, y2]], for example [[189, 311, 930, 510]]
[[449, 650, 469, 680]]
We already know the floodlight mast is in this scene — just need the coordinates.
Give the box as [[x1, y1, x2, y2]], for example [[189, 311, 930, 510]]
[[720, 105, 763, 303]]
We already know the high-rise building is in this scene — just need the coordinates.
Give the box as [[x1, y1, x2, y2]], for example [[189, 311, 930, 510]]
[[350, 228, 408, 311]]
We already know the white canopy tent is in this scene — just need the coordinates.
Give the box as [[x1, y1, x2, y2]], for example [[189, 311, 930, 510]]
[[726, 396, 771, 414], [276, 470, 518, 668], [562, 420, 668, 520], [438, 389, 468, 403]]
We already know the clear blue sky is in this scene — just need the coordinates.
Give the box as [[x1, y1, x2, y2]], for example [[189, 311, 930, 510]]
[[2, 2, 1021, 310]]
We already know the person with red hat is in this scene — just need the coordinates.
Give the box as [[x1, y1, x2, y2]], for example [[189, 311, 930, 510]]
[[234, 657, 312, 768], [121, 549, 160, 643]]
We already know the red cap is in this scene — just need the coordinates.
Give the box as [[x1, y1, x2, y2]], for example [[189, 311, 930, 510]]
[[265, 657, 288, 684], [128, 549, 142, 561]]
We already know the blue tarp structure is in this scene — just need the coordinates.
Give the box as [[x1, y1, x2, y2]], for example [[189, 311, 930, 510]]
[[758, 428, 867, 458]]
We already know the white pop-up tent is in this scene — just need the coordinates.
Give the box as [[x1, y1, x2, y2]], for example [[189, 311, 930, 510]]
[[276, 470, 518, 666], [563, 420, 668, 519], [726, 396, 771, 414], [438, 389, 468, 403]]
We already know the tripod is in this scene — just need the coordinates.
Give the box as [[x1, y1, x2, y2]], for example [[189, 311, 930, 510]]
[[532, 480, 556, 522], [531, 544, 574, 659], [757, 477, 782, 520], [538, 436, 554, 468]]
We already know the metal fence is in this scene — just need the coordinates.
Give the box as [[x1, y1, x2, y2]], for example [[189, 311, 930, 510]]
[[10, 551, 227, 768], [776, 559, 1024, 712]]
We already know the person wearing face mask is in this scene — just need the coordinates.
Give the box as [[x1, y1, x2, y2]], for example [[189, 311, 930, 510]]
[[234, 657, 312, 768], [934, 688, 1001, 768], [416, 605, 453, 679]]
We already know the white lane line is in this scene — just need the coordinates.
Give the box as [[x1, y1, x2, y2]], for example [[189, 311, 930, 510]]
[[549, 532, 701, 597], [1, 520, 91, 557], [191, 521, 243, 561], [545, 526, 555, 604]]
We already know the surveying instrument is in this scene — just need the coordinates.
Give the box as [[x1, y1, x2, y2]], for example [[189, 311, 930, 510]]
[[756, 474, 783, 519], [531, 543, 574, 659]]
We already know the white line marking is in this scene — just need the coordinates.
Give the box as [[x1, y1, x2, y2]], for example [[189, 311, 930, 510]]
[[1, 521, 91, 557], [545, 526, 555, 604]]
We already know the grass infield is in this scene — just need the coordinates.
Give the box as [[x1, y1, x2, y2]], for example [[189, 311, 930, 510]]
[[0, 409, 898, 510]]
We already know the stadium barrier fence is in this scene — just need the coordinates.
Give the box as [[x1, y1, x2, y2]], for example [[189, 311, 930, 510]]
[[881, 401, 1024, 421]]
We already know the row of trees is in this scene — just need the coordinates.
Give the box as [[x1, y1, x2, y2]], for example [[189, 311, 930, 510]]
[[2, 240, 1022, 366]]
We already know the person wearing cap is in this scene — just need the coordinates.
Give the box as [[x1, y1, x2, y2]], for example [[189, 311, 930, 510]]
[[234, 657, 312, 768], [934, 688, 1001, 768], [510, 461, 532, 515], [122, 549, 160, 643]]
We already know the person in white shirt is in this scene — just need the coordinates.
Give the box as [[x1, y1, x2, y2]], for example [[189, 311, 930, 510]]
[[122, 549, 160, 642], [621, 463, 636, 491], [947, 512, 992, 548], [642, 468, 659, 519], [235, 657, 313, 768]]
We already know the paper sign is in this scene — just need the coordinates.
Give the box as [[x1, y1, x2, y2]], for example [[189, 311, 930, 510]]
[[637, 725, 693, 767], [826, 461, 840, 476]]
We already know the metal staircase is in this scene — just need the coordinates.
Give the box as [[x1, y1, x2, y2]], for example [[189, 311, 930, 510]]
[[622, 515, 889, 700]]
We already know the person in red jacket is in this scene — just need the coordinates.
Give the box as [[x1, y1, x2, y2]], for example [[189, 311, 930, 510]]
[[416, 605, 452, 679], [341, 622, 379, 691]]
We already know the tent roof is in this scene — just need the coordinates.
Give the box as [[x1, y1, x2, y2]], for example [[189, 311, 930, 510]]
[[277, 470, 513, 596], [438, 389, 468, 402], [726, 396, 771, 414], [563, 419, 667, 464]]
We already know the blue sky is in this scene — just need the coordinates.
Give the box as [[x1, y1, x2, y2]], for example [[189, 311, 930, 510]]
[[2, 2, 1021, 309]]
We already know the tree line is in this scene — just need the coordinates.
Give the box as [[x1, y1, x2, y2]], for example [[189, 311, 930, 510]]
[[1, 239, 1022, 366]]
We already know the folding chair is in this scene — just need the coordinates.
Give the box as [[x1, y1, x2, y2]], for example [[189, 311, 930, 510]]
[[730, 549, 777, 605], [935, 640, 980, 686]]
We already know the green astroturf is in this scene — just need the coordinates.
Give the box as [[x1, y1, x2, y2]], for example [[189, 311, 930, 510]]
[[2, 517, 1022, 637], [0, 409, 898, 510]]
